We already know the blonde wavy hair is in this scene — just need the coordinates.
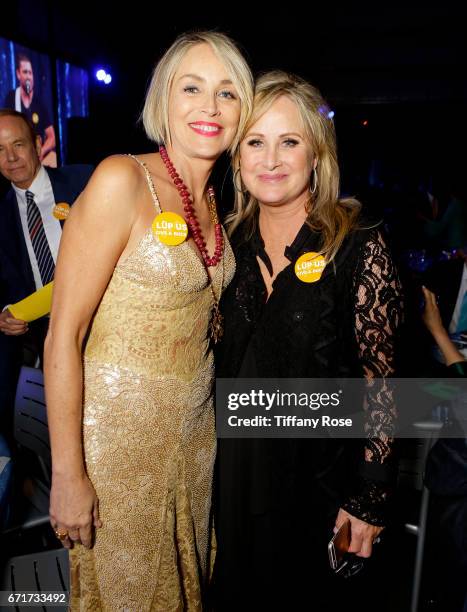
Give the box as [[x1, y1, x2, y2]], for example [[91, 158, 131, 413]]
[[226, 71, 362, 263], [142, 31, 254, 155]]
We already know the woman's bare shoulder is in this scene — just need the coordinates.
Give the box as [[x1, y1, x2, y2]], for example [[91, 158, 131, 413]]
[[88, 154, 144, 190], [75, 154, 152, 214]]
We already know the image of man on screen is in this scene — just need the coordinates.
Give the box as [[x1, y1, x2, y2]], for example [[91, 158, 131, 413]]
[[4, 53, 56, 166]]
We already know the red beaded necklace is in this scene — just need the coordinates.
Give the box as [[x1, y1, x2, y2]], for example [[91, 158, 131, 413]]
[[159, 145, 223, 267]]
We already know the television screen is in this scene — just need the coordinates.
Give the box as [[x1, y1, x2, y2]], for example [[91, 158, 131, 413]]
[[0, 36, 57, 167]]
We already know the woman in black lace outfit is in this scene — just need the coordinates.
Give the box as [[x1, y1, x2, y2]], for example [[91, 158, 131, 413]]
[[213, 72, 403, 611]]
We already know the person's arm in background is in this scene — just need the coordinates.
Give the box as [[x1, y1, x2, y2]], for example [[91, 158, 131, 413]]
[[40, 125, 56, 161], [422, 286, 466, 371], [44, 156, 140, 549]]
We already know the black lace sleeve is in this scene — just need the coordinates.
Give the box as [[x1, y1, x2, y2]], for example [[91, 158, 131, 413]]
[[342, 229, 403, 526]]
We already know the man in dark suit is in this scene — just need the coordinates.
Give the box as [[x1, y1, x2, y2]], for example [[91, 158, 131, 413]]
[[0, 108, 93, 416]]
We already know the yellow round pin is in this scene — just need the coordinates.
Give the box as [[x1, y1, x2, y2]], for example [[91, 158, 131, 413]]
[[52, 202, 70, 220], [152, 211, 188, 246], [295, 252, 326, 283], [32, 112, 39, 125]]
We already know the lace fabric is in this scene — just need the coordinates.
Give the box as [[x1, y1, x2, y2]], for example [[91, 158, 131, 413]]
[[218, 223, 403, 525], [342, 230, 403, 525]]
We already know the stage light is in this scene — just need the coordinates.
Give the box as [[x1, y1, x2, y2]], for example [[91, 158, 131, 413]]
[[362, 120, 369, 126], [95, 69, 113, 85]]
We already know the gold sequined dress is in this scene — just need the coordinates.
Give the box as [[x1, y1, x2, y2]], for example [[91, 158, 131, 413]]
[[69, 156, 235, 611]]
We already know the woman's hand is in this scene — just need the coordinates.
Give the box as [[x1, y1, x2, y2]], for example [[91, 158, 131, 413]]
[[334, 507, 383, 558], [49, 473, 102, 549]]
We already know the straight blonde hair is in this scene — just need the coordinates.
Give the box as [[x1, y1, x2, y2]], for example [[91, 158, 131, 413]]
[[226, 71, 362, 263], [142, 31, 253, 155]]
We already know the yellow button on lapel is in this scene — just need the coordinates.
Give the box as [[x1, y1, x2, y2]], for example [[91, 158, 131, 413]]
[[294, 252, 326, 283], [53, 202, 70, 220]]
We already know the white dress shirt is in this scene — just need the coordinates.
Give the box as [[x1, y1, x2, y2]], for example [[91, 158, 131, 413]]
[[12, 166, 62, 290], [449, 262, 467, 333]]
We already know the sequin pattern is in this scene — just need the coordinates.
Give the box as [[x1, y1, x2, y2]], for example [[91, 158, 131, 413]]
[[69, 214, 235, 609]]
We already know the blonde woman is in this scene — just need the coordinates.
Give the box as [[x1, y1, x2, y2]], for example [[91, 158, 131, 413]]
[[44, 32, 253, 611], [214, 72, 403, 610]]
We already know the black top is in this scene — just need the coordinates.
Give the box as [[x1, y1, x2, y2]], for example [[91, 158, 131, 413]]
[[216, 219, 404, 525], [4, 90, 53, 142]]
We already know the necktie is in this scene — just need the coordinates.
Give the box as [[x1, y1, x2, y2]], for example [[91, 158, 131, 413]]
[[456, 291, 467, 333], [26, 190, 55, 286]]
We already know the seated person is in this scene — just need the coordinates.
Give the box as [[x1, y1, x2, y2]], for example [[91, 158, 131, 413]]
[[0, 109, 92, 433], [422, 286, 467, 612]]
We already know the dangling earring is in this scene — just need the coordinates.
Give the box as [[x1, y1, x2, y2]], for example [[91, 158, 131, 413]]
[[310, 167, 318, 195], [234, 168, 247, 194]]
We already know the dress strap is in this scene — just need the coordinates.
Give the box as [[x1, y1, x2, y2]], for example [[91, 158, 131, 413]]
[[127, 154, 162, 214]]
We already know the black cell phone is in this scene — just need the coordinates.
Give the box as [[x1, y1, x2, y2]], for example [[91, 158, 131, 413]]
[[328, 520, 351, 572]]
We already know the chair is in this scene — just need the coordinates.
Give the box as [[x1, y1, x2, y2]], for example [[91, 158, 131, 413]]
[[2, 367, 50, 535], [0, 434, 13, 528], [0, 371, 68, 611], [400, 421, 443, 612], [14, 366, 51, 485], [0, 548, 69, 612]]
